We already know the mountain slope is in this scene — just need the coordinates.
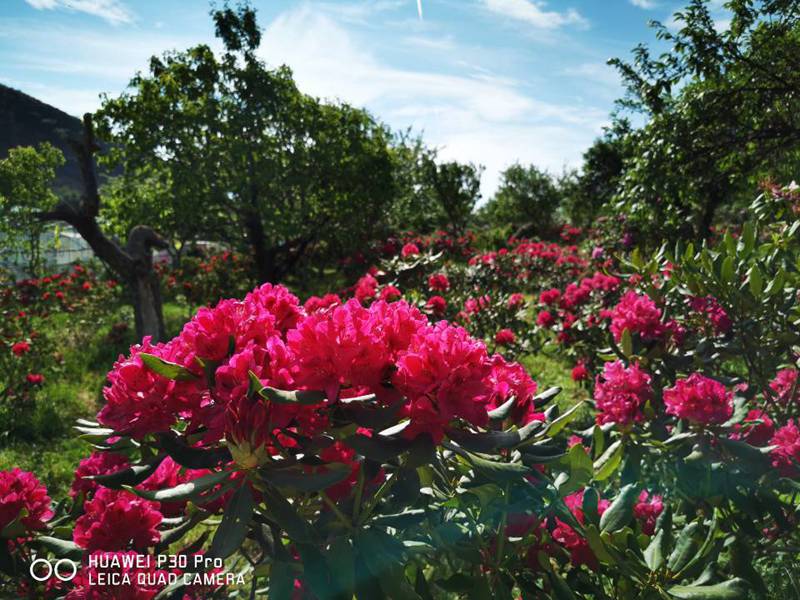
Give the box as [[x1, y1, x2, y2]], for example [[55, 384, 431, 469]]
[[0, 83, 85, 192]]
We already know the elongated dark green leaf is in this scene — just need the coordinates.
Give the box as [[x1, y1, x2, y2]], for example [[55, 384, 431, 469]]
[[447, 420, 542, 453], [125, 469, 231, 502], [668, 578, 749, 599], [371, 509, 427, 528], [262, 486, 314, 543], [487, 396, 516, 420], [667, 522, 702, 572], [557, 444, 592, 495], [209, 484, 254, 559], [346, 433, 410, 462], [593, 439, 624, 481], [358, 530, 420, 600], [269, 561, 296, 600], [140, 353, 197, 381], [600, 484, 639, 532], [34, 536, 83, 560], [548, 570, 578, 600], [327, 537, 355, 599], [249, 371, 326, 405], [89, 457, 163, 489], [644, 507, 671, 572], [533, 386, 562, 407], [156, 434, 231, 469], [263, 464, 352, 493], [545, 402, 584, 437]]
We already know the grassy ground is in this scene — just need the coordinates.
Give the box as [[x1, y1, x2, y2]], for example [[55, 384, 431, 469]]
[[0, 300, 192, 497]]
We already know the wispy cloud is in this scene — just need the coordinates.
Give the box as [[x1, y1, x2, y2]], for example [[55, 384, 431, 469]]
[[629, 0, 658, 9], [481, 0, 587, 30], [259, 7, 606, 194], [24, 0, 133, 25]]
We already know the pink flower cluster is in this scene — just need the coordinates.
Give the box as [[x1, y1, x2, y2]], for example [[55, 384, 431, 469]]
[[688, 295, 732, 334], [97, 284, 539, 451], [0, 468, 53, 533], [663, 373, 733, 425], [770, 420, 800, 477], [770, 368, 799, 405], [73, 488, 162, 552], [593, 361, 653, 426], [609, 291, 665, 343]]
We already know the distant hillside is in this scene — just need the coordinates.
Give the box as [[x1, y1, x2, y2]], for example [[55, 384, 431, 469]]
[[0, 83, 85, 193]]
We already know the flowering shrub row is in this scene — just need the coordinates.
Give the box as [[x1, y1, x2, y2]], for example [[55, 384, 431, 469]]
[[1, 188, 798, 598]]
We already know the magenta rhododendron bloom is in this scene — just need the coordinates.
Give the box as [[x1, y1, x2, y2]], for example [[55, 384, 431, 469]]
[[769, 368, 799, 405], [571, 361, 589, 382], [507, 293, 525, 309], [536, 310, 555, 327], [609, 290, 665, 342], [401, 242, 420, 258], [11, 340, 30, 356], [393, 321, 492, 440], [427, 273, 450, 291], [731, 409, 775, 446], [0, 468, 53, 533], [303, 293, 341, 313], [486, 354, 539, 425], [539, 289, 560, 305], [494, 328, 516, 346], [71, 452, 130, 499], [663, 373, 733, 425], [770, 420, 800, 477], [426, 295, 447, 314], [379, 285, 402, 302], [552, 490, 610, 570], [354, 273, 378, 303], [593, 360, 652, 426], [689, 295, 732, 334], [25, 373, 44, 384], [634, 491, 664, 535], [73, 488, 162, 552]]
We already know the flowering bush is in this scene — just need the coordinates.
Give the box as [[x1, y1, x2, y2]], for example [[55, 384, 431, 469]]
[[1, 188, 799, 598]]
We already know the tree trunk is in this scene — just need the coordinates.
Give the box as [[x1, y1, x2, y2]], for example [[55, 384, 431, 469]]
[[697, 188, 725, 240], [38, 114, 169, 342]]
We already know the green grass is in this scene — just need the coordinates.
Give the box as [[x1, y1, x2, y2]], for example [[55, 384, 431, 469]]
[[0, 437, 90, 498]]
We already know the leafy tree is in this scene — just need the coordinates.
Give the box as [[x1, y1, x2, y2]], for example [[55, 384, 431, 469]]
[[97, 4, 397, 284], [422, 157, 482, 237], [610, 0, 800, 240], [561, 124, 628, 228], [480, 163, 561, 237], [0, 143, 63, 276]]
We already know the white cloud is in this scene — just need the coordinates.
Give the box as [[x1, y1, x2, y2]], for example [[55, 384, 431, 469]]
[[260, 7, 606, 195], [24, 0, 133, 25], [565, 62, 621, 91], [481, 0, 587, 30], [629, 0, 658, 9]]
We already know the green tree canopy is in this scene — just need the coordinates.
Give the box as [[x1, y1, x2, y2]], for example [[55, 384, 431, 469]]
[[97, 5, 397, 282], [610, 0, 800, 240]]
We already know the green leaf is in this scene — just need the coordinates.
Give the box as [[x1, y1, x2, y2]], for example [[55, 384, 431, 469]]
[[269, 561, 296, 600], [667, 521, 702, 572], [327, 537, 355, 599], [557, 444, 593, 495], [720, 257, 735, 284], [262, 486, 314, 543], [358, 529, 420, 600], [585, 524, 616, 564], [447, 419, 542, 453], [158, 511, 209, 549], [747, 265, 763, 296], [139, 353, 197, 381], [621, 328, 633, 357], [157, 433, 231, 469], [249, 371, 326, 405], [33, 536, 83, 560], [346, 433, 410, 462], [547, 570, 578, 600], [667, 578, 749, 599], [125, 469, 231, 502], [532, 386, 562, 406], [544, 402, 584, 438], [208, 484, 254, 559], [264, 464, 353, 493], [461, 451, 530, 483], [487, 396, 516, 420], [600, 483, 639, 532], [644, 507, 671, 572], [89, 457, 164, 489], [593, 439, 624, 481]]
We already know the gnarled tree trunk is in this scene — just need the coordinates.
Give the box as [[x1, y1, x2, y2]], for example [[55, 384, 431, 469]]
[[38, 114, 168, 342]]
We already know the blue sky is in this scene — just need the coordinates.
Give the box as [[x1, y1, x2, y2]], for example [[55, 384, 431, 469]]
[[0, 0, 729, 195]]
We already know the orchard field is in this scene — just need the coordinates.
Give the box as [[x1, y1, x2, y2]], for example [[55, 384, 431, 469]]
[[2, 1, 800, 599]]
